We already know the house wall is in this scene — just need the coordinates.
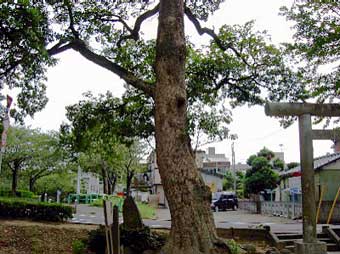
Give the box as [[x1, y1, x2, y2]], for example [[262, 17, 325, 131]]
[[319, 160, 340, 201]]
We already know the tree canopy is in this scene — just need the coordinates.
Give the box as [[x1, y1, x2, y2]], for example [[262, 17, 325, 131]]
[[0, 1, 318, 253], [0, 1, 307, 122], [281, 1, 339, 103]]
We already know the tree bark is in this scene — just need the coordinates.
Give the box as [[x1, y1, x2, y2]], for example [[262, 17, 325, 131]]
[[154, 1, 230, 253], [101, 167, 109, 195], [12, 168, 18, 196], [29, 176, 36, 192], [126, 169, 134, 197]]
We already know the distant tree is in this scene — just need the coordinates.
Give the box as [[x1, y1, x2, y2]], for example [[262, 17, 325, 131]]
[[118, 141, 147, 196], [257, 147, 275, 161], [235, 171, 246, 198], [61, 93, 149, 195], [3, 127, 61, 195], [245, 150, 279, 196], [222, 171, 235, 191], [35, 172, 76, 200], [273, 158, 285, 171], [22, 131, 64, 192], [287, 162, 299, 170]]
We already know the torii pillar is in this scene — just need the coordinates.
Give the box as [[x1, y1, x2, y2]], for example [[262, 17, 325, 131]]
[[265, 102, 340, 254]]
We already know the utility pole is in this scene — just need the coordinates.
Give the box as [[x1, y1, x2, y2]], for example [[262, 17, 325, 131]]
[[231, 142, 236, 194]]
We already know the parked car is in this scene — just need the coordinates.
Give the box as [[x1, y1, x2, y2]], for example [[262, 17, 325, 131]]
[[211, 191, 238, 212]]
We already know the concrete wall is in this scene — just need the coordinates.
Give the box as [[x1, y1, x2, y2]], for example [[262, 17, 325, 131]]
[[200, 172, 223, 192]]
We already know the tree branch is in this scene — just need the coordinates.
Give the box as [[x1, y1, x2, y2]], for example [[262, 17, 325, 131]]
[[184, 7, 251, 68], [71, 39, 155, 97], [65, 0, 79, 38], [117, 4, 160, 46], [47, 40, 74, 56]]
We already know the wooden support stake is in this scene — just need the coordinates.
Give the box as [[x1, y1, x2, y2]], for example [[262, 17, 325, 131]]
[[327, 187, 340, 224], [112, 205, 120, 254], [103, 200, 113, 254], [299, 114, 317, 243], [316, 186, 325, 224]]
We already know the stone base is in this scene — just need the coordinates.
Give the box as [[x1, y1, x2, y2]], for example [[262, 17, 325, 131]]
[[294, 240, 327, 254]]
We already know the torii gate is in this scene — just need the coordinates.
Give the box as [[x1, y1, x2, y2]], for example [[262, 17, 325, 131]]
[[265, 102, 340, 254]]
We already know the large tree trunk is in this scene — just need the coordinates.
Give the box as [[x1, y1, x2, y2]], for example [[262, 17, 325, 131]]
[[12, 168, 18, 196], [154, 1, 230, 253]]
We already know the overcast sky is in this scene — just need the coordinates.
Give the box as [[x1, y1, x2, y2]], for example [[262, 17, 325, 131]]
[[23, 0, 334, 163]]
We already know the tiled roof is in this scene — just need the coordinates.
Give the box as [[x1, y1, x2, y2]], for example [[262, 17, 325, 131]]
[[281, 152, 340, 177]]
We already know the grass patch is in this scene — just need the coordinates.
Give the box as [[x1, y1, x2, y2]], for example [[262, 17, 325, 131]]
[[90, 196, 156, 219], [136, 202, 156, 219]]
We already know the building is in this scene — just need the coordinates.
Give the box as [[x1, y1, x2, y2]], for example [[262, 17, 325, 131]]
[[78, 171, 103, 194], [196, 147, 230, 192], [147, 151, 168, 207], [277, 152, 340, 202]]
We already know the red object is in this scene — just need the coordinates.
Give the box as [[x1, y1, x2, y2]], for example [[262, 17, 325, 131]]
[[292, 171, 302, 177], [117, 192, 124, 197]]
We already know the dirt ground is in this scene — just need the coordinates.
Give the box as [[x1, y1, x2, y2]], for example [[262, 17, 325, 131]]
[[0, 220, 97, 254], [0, 220, 273, 254]]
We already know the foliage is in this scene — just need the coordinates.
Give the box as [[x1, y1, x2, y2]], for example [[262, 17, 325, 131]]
[[280, 1, 339, 106], [2, 126, 66, 194], [226, 239, 242, 254], [62, 92, 149, 194], [222, 171, 235, 191], [72, 240, 87, 254], [245, 148, 279, 195], [1, 1, 308, 139], [91, 196, 155, 219], [0, 197, 73, 221], [34, 172, 76, 201], [0, 1, 52, 122]]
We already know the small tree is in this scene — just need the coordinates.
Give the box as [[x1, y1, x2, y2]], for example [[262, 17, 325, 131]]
[[222, 171, 235, 191], [245, 150, 279, 196]]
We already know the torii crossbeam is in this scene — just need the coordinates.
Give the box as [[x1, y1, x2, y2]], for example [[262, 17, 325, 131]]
[[265, 102, 340, 254]]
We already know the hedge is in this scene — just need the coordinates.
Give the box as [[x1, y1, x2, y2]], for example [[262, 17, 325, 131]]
[[0, 197, 73, 222], [0, 189, 35, 198]]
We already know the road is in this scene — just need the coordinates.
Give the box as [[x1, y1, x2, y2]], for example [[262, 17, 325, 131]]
[[71, 204, 308, 232]]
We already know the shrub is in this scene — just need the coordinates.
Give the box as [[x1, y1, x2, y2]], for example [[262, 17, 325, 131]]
[[0, 197, 73, 222], [87, 225, 166, 254], [87, 226, 106, 254]]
